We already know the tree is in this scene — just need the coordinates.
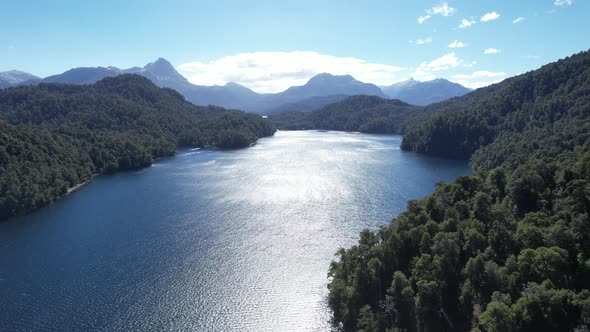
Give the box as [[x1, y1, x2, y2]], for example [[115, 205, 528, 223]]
[[479, 301, 515, 332], [387, 271, 417, 331], [357, 305, 379, 332]]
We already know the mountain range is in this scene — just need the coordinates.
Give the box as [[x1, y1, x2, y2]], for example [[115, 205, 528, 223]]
[[0, 58, 471, 113]]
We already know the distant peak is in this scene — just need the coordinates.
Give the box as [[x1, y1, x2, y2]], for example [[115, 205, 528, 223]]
[[155, 57, 172, 64], [387, 78, 421, 87], [224, 82, 251, 90], [146, 58, 174, 70], [309, 73, 334, 79], [424, 78, 455, 85], [402, 77, 418, 83], [0, 70, 41, 83], [2, 70, 29, 75], [307, 73, 356, 84], [144, 58, 179, 76]]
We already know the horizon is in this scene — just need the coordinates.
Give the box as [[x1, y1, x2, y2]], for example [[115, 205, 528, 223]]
[[1, 0, 589, 92], [2, 57, 478, 93]]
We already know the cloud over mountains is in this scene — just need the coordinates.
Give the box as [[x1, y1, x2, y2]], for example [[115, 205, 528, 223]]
[[178, 51, 405, 93]]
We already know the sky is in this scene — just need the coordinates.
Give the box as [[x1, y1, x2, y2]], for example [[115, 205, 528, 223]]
[[1, 0, 588, 93]]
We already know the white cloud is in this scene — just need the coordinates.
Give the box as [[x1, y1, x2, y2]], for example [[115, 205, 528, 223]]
[[464, 61, 478, 68], [418, 2, 456, 24], [411, 53, 462, 81], [512, 17, 525, 23], [448, 40, 466, 48], [459, 18, 476, 28], [414, 37, 433, 45], [452, 71, 508, 88], [418, 15, 431, 24], [484, 48, 501, 54], [429, 2, 456, 16], [178, 51, 406, 93], [555, 0, 573, 6], [481, 12, 500, 22]]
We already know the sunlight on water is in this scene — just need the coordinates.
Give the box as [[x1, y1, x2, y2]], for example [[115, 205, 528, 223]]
[[0, 131, 470, 331]]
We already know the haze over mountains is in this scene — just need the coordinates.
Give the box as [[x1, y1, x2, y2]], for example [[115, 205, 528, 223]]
[[0, 58, 471, 113]]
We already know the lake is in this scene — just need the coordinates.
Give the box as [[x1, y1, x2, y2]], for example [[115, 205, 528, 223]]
[[0, 130, 470, 331]]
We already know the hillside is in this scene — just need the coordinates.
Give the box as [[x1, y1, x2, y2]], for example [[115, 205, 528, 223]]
[[264, 94, 349, 114], [327, 50, 590, 331], [270, 95, 426, 134], [0, 74, 275, 219], [401, 51, 590, 165]]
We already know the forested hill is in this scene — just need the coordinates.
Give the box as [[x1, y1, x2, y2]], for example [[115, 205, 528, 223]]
[[328, 50, 590, 331], [0, 74, 275, 219], [401, 50, 590, 165], [270, 95, 424, 134]]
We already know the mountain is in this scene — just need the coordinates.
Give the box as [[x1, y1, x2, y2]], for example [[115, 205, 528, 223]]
[[328, 50, 590, 331], [32, 59, 262, 110], [182, 81, 265, 111], [271, 73, 386, 104], [256, 74, 386, 114], [0, 74, 275, 219], [265, 94, 350, 114], [382, 78, 471, 106], [43, 66, 121, 84], [0, 70, 41, 88], [126, 58, 266, 110], [271, 95, 423, 133], [4, 59, 466, 112], [40, 59, 192, 88], [381, 77, 420, 96], [15, 61, 391, 113], [123, 57, 191, 91]]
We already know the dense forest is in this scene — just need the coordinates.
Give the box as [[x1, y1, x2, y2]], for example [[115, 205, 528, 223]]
[[270, 95, 427, 134], [0, 74, 275, 219], [328, 50, 590, 331]]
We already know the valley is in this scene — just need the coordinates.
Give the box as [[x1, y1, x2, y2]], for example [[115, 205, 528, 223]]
[[1, 2, 589, 330]]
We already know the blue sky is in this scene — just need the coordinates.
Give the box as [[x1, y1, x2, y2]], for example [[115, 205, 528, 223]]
[[1, 0, 588, 92]]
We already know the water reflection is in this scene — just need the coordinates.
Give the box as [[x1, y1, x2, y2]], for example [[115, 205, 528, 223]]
[[0, 131, 470, 331]]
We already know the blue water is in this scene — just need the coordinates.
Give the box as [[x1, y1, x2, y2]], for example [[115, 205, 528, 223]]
[[0, 130, 470, 331]]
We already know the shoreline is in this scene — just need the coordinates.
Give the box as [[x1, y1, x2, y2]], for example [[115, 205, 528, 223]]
[[67, 175, 98, 194], [3, 134, 272, 221]]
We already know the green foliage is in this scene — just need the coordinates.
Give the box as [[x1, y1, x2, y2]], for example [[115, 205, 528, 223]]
[[270, 95, 427, 134], [479, 300, 515, 332], [328, 50, 590, 330], [401, 50, 590, 165], [357, 305, 380, 332], [0, 74, 275, 219]]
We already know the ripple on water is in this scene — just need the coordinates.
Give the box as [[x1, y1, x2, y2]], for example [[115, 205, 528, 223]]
[[0, 130, 470, 331]]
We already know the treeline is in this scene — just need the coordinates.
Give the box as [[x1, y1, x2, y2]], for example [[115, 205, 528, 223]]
[[0, 74, 275, 219], [270, 95, 427, 134], [328, 50, 590, 331]]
